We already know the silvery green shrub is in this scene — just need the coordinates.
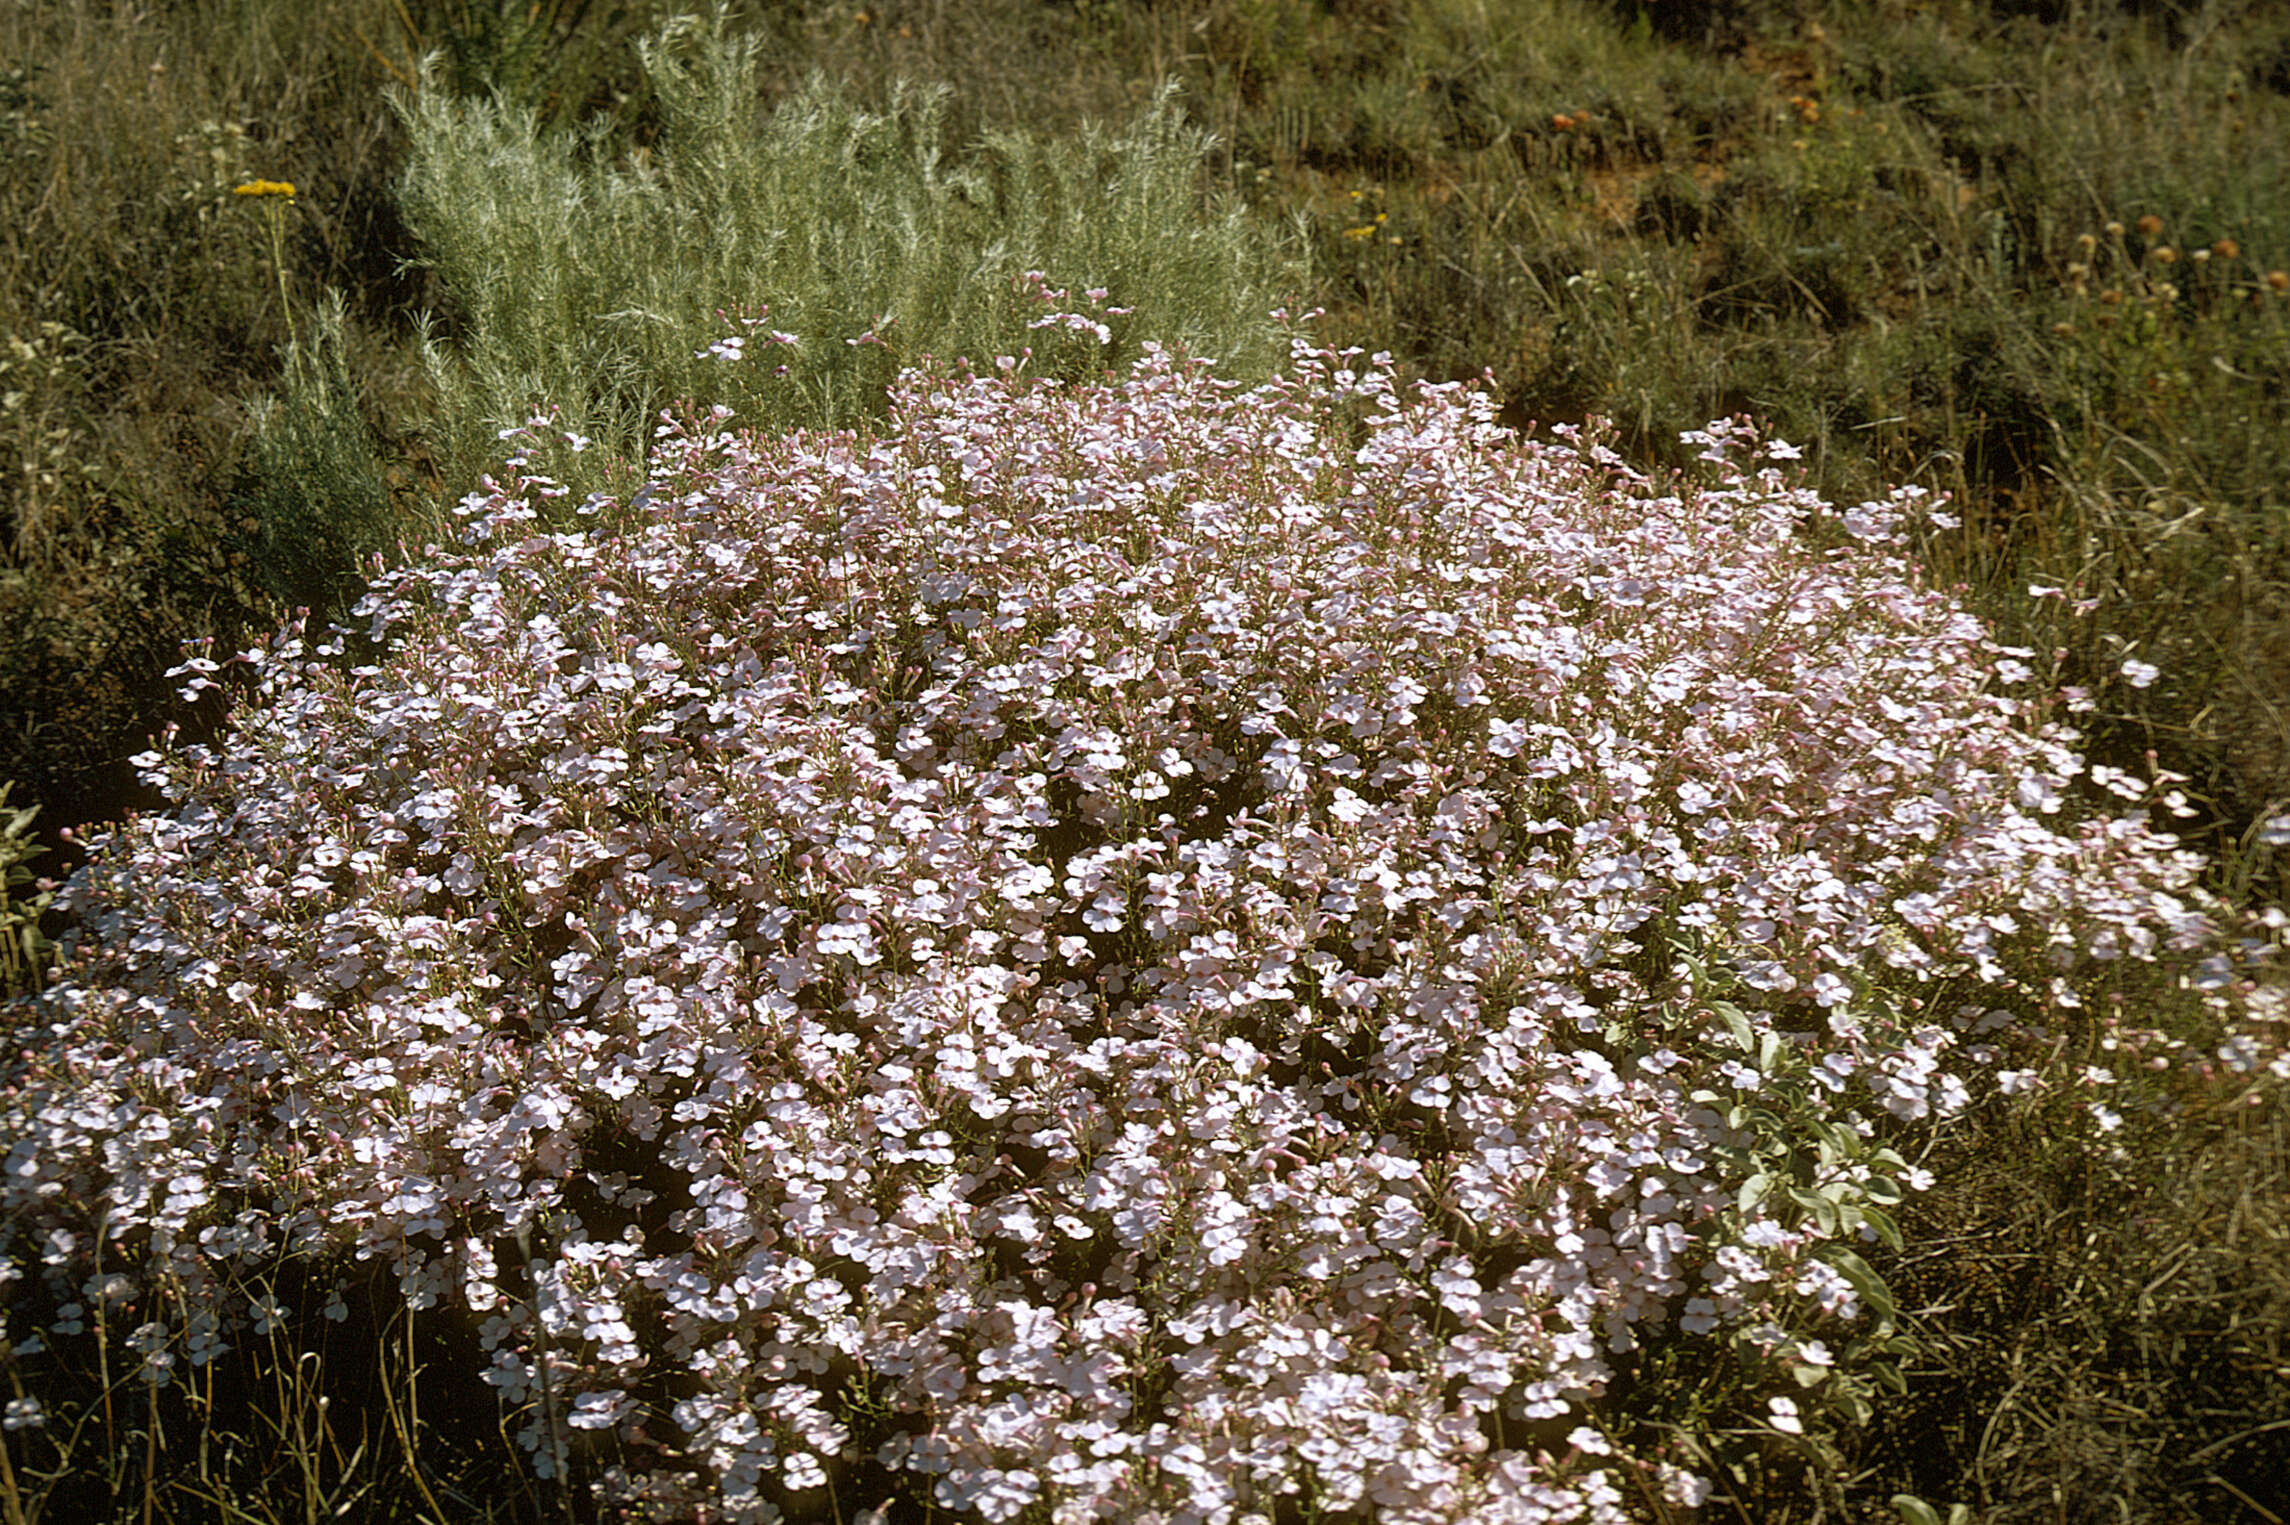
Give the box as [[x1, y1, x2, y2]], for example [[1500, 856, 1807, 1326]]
[[3, 319, 2276, 1522], [395, 5, 1298, 507]]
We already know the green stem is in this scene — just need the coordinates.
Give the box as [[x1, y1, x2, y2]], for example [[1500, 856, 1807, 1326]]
[[266, 202, 300, 363]]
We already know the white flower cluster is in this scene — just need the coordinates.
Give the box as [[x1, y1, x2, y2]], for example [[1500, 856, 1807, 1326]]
[[1, 338, 2246, 1521]]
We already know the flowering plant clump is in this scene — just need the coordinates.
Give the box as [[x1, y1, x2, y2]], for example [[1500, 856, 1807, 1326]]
[[3, 334, 2277, 1522]]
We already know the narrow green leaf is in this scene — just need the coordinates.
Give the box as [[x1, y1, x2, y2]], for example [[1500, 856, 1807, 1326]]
[[1825, 1245, 1898, 1324], [1789, 1186, 1840, 1236]]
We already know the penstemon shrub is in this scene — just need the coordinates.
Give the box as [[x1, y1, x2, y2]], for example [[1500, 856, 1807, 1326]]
[[3, 333, 2278, 1523]]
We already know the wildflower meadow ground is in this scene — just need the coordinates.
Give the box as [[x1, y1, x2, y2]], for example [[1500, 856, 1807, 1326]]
[[4, 301, 2283, 1522]]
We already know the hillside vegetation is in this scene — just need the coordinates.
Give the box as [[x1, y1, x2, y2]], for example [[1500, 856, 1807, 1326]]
[[0, 1, 2285, 1521]]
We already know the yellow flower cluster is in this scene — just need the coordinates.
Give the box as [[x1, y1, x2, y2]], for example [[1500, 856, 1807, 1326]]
[[232, 179, 296, 199]]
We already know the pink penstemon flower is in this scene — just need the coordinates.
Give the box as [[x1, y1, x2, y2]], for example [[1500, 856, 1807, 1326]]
[[3, 327, 2278, 1522]]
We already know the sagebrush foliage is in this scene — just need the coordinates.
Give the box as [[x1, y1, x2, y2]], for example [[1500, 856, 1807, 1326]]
[[395, 5, 1300, 515]]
